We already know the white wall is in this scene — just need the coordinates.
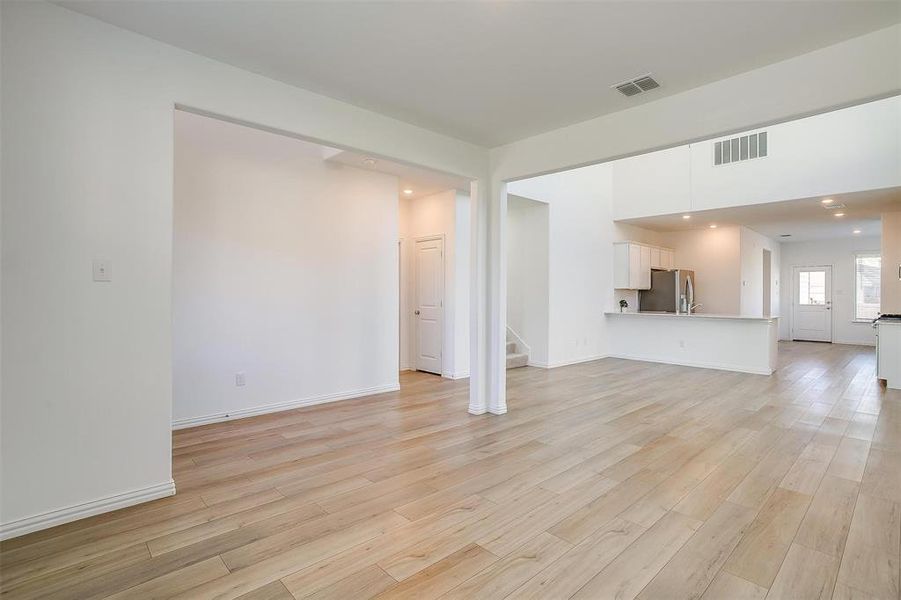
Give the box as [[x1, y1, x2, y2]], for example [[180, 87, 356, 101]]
[[173, 111, 399, 427], [506, 195, 550, 366], [780, 236, 882, 345], [660, 227, 743, 315], [739, 227, 782, 318], [492, 25, 900, 182], [609, 96, 900, 220], [508, 165, 665, 367], [0, 1, 487, 538], [399, 190, 470, 378], [611, 145, 692, 220], [453, 192, 471, 376], [883, 212, 901, 313], [690, 97, 900, 212]]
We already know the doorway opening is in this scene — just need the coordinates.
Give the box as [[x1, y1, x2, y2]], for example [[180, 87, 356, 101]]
[[399, 187, 472, 382]]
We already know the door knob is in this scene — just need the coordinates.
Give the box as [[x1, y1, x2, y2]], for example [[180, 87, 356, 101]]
[[414, 310, 420, 315]]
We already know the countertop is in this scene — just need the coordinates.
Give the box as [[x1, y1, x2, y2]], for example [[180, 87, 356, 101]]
[[605, 311, 779, 322]]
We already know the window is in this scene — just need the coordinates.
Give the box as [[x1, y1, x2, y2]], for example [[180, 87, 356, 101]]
[[855, 253, 881, 321], [798, 270, 826, 305]]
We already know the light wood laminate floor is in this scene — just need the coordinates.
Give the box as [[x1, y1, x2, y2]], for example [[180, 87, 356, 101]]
[[2, 342, 900, 600]]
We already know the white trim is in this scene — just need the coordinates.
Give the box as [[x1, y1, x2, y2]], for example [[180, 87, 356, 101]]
[[172, 383, 400, 429], [0, 480, 176, 541], [607, 352, 773, 375], [528, 354, 609, 369], [445, 371, 470, 380]]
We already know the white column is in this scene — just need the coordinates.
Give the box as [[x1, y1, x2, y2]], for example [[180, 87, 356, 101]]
[[468, 179, 508, 416]]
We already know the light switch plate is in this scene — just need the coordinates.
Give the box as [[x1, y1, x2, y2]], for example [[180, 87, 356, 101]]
[[92, 259, 112, 282]]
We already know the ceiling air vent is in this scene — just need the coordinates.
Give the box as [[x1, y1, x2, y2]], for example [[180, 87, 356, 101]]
[[613, 74, 660, 97], [714, 131, 767, 166], [633, 76, 659, 92]]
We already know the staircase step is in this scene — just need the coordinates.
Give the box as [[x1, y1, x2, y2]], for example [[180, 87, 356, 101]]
[[506, 341, 516, 354], [506, 352, 528, 369]]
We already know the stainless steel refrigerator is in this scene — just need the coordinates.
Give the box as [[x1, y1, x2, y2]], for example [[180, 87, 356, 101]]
[[639, 269, 696, 313]]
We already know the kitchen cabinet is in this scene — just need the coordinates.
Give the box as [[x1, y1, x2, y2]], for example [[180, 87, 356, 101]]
[[876, 320, 901, 390], [614, 242, 675, 290], [650, 248, 675, 269], [661, 249, 674, 269]]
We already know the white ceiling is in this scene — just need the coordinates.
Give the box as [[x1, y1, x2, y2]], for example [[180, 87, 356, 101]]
[[323, 149, 470, 201], [620, 188, 901, 242], [58, 1, 899, 146]]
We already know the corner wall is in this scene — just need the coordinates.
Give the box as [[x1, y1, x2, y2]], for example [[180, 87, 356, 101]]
[[508, 164, 664, 368], [739, 227, 782, 318], [507, 195, 549, 366], [173, 111, 400, 428], [659, 227, 743, 315], [883, 212, 901, 313]]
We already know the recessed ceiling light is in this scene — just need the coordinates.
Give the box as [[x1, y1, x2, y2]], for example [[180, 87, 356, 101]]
[[403, 189, 413, 195], [362, 158, 377, 167], [821, 198, 834, 205], [834, 212, 845, 217], [709, 224, 717, 229], [682, 215, 691, 220], [853, 229, 861, 234]]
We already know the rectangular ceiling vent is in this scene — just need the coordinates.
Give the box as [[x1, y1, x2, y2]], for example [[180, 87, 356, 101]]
[[714, 131, 767, 166], [613, 74, 660, 97]]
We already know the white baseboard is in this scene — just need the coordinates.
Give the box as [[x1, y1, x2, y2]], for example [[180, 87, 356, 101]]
[[0, 479, 176, 541], [528, 354, 609, 369], [607, 353, 773, 375], [172, 383, 400, 430], [445, 371, 470, 380]]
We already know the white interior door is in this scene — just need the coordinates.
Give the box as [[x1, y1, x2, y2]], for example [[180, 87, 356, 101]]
[[792, 266, 832, 342], [415, 238, 443, 374]]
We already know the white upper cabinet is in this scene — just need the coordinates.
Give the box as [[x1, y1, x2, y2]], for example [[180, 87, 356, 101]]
[[612, 146, 691, 220], [614, 242, 674, 290], [691, 96, 900, 211]]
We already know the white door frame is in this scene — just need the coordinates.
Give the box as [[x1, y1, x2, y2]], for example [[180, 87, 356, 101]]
[[791, 265, 833, 342], [414, 234, 445, 375]]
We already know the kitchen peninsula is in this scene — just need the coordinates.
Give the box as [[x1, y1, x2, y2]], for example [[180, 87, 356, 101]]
[[605, 311, 779, 375]]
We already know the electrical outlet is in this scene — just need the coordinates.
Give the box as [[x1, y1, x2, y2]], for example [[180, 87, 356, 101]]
[[679, 340, 685, 349], [235, 372, 246, 387]]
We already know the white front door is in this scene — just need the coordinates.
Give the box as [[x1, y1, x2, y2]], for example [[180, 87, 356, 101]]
[[415, 238, 443, 374], [792, 266, 832, 342]]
